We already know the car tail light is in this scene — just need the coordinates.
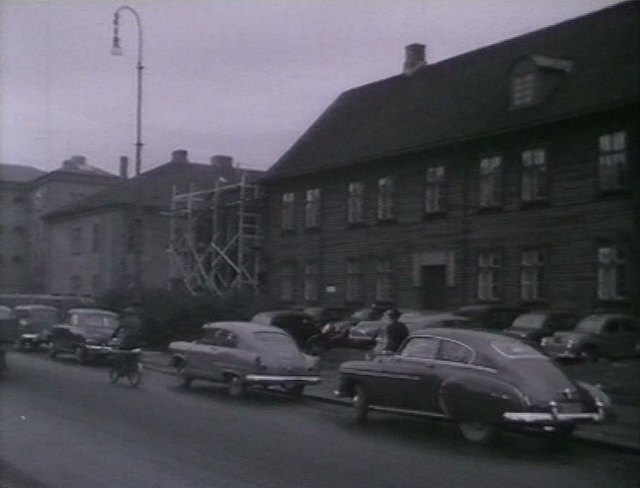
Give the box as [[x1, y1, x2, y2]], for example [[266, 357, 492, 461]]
[[322, 323, 334, 334]]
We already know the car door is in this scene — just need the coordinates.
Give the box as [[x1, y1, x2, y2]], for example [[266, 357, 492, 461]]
[[373, 336, 441, 411], [431, 339, 475, 414]]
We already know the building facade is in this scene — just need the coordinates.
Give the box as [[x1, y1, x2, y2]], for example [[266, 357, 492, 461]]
[[260, 2, 639, 315]]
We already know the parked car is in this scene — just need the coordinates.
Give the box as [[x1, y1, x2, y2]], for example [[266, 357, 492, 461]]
[[0, 305, 17, 344], [335, 328, 613, 444], [455, 304, 528, 330], [302, 306, 352, 328], [347, 309, 439, 350], [251, 310, 320, 349], [503, 311, 579, 348], [368, 312, 470, 359], [48, 308, 120, 363], [541, 313, 640, 361], [12, 304, 60, 351], [169, 321, 321, 397]]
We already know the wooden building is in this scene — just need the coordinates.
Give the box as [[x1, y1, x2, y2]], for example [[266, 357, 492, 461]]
[[260, 1, 639, 315]]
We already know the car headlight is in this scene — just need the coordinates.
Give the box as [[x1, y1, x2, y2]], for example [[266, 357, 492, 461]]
[[540, 337, 550, 346]]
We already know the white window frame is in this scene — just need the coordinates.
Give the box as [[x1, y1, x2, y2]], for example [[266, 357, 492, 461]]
[[479, 156, 502, 207], [521, 250, 545, 301], [598, 246, 626, 300], [305, 188, 321, 228], [511, 72, 536, 107], [521, 149, 547, 202], [304, 262, 320, 302], [377, 177, 395, 220], [347, 182, 364, 224], [375, 258, 392, 301], [598, 131, 627, 191], [346, 259, 363, 302], [281, 192, 295, 231], [478, 251, 501, 301], [425, 166, 445, 213]]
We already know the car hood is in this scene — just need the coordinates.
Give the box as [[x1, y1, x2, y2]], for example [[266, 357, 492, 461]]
[[503, 328, 540, 341], [548, 331, 588, 343]]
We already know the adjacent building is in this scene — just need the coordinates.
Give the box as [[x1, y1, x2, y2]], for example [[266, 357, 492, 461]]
[[260, 1, 639, 315]]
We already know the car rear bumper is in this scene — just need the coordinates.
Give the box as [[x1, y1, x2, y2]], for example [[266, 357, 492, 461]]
[[85, 345, 113, 356], [244, 374, 321, 385]]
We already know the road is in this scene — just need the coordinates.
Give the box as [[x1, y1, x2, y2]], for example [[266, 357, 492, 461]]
[[1, 352, 638, 488]]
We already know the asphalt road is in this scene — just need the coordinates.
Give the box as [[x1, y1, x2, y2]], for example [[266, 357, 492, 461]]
[[1, 352, 638, 488]]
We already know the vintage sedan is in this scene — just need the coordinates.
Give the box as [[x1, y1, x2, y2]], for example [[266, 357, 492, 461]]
[[335, 328, 612, 444], [13, 304, 60, 351], [169, 321, 321, 397], [48, 308, 120, 363], [541, 313, 640, 361], [503, 311, 579, 347], [251, 310, 320, 349]]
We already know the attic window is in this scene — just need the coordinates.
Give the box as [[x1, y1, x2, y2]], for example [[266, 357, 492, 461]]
[[510, 55, 572, 109]]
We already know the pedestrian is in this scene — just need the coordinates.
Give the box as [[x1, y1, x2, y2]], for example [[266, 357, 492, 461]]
[[384, 308, 408, 353], [111, 306, 144, 372]]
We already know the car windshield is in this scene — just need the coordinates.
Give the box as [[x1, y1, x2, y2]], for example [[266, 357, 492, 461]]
[[76, 313, 119, 331], [511, 314, 546, 329], [575, 316, 605, 333], [491, 340, 545, 359], [253, 332, 299, 352]]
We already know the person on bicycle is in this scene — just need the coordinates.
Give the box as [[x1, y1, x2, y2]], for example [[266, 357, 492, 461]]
[[111, 306, 144, 372]]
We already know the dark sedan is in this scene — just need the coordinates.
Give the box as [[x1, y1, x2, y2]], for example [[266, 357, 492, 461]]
[[456, 304, 528, 330], [335, 328, 612, 444], [503, 311, 579, 347], [48, 308, 120, 363], [251, 310, 320, 349]]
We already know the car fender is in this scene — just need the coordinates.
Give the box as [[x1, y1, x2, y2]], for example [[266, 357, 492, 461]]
[[439, 374, 526, 423]]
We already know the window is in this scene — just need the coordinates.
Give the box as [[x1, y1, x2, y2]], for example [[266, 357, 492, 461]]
[[347, 182, 364, 224], [70, 226, 83, 255], [478, 251, 501, 300], [304, 262, 320, 302], [598, 131, 627, 191], [375, 258, 392, 301], [425, 166, 445, 213], [521, 250, 545, 301], [281, 192, 295, 230], [92, 223, 101, 253], [479, 156, 502, 207], [305, 188, 321, 228], [70, 275, 82, 295], [91, 274, 100, 295], [521, 149, 547, 201], [437, 340, 473, 364], [400, 337, 440, 359], [280, 263, 295, 302], [598, 246, 626, 300], [377, 176, 395, 220], [345, 259, 363, 302], [511, 72, 536, 107]]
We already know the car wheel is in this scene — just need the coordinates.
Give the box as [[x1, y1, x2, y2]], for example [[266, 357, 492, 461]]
[[353, 383, 369, 424], [228, 375, 246, 398], [458, 421, 498, 445], [284, 384, 305, 397], [74, 346, 88, 364]]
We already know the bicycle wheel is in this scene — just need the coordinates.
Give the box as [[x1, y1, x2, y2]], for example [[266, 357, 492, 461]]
[[127, 363, 142, 387]]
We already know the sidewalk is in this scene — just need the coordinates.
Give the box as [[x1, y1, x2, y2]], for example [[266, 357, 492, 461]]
[[142, 348, 640, 453]]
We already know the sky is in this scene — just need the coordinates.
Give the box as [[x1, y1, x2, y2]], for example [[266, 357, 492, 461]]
[[0, 0, 624, 175]]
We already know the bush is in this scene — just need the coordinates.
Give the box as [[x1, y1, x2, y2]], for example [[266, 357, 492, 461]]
[[97, 287, 259, 349]]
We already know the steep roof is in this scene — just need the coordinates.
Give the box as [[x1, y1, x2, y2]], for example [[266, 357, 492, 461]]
[[44, 160, 264, 220], [0, 163, 45, 183], [266, 1, 639, 181]]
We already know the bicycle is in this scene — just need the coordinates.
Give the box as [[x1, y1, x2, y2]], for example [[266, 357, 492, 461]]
[[108, 348, 142, 387]]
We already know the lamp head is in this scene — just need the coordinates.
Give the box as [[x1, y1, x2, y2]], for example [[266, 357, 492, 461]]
[[111, 35, 122, 56]]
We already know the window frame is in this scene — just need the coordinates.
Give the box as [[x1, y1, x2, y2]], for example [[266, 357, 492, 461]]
[[304, 261, 320, 303], [347, 181, 364, 224], [520, 249, 546, 301], [345, 258, 363, 303], [478, 250, 502, 301], [521, 148, 547, 202], [304, 188, 321, 229], [425, 165, 446, 214], [375, 257, 393, 302], [377, 176, 395, 221], [597, 245, 626, 301], [598, 131, 627, 192], [281, 192, 295, 231], [478, 156, 503, 208]]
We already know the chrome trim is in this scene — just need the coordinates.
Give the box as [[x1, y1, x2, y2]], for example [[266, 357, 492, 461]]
[[244, 374, 321, 384], [19, 334, 39, 339], [341, 370, 422, 381], [369, 405, 449, 419]]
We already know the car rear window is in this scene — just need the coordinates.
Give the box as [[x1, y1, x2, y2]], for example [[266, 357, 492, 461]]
[[76, 314, 119, 330], [491, 340, 545, 359], [253, 332, 298, 351], [511, 314, 546, 329]]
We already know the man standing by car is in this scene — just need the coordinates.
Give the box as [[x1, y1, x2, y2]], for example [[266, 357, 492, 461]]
[[384, 308, 408, 353]]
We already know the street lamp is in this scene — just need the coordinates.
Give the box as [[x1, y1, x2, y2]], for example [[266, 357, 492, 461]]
[[111, 6, 144, 294]]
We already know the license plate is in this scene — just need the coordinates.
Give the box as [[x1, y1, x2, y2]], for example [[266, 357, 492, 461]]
[[557, 403, 582, 414]]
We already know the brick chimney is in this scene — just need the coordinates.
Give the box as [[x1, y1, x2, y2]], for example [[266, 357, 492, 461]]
[[119, 156, 129, 179], [403, 43, 426, 76], [171, 149, 189, 163], [62, 155, 88, 170]]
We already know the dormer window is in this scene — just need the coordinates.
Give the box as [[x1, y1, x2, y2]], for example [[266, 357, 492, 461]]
[[510, 55, 572, 109]]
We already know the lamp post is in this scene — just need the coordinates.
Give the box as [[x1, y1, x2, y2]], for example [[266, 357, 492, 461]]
[[111, 6, 144, 294]]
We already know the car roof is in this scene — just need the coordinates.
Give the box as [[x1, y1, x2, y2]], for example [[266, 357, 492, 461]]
[[14, 304, 58, 311], [411, 327, 513, 346], [580, 313, 638, 321], [203, 321, 291, 335]]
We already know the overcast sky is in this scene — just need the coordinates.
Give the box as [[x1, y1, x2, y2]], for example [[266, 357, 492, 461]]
[[0, 0, 623, 175]]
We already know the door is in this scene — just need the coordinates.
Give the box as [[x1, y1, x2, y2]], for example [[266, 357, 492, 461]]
[[420, 265, 447, 310]]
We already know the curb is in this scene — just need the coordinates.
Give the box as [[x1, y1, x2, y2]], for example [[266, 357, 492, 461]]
[[141, 358, 639, 455]]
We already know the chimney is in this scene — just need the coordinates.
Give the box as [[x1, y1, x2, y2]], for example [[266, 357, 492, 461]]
[[210, 155, 233, 171], [171, 149, 189, 163], [403, 43, 426, 76], [62, 155, 87, 170], [119, 156, 129, 179]]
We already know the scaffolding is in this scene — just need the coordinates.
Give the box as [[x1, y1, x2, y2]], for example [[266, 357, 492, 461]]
[[166, 172, 263, 295]]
